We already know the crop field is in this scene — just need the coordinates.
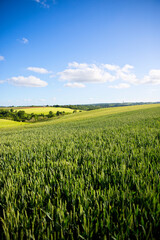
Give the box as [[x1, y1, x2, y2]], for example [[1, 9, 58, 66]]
[[38, 103, 160, 125], [0, 119, 26, 129], [16, 107, 77, 114], [0, 104, 160, 239]]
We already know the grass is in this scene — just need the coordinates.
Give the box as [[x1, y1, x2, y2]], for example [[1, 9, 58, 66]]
[[0, 104, 160, 239]]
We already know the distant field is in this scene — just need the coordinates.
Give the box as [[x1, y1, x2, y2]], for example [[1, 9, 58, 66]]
[[0, 119, 26, 128], [16, 107, 77, 114]]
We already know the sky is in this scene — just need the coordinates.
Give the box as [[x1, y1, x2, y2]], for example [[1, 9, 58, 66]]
[[0, 0, 160, 106]]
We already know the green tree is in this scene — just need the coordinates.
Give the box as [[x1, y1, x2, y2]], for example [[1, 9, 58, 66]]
[[56, 111, 60, 116], [48, 111, 54, 118]]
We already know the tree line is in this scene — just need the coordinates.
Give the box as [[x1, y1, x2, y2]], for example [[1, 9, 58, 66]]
[[0, 109, 66, 122]]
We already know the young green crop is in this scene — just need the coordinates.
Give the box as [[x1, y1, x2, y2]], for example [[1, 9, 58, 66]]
[[0, 105, 160, 239]]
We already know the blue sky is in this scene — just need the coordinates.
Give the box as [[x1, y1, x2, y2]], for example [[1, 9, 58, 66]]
[[0, 0, 160, 106]]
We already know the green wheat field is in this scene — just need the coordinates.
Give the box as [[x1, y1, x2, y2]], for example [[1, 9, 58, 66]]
[[0, 104, 160, 239]]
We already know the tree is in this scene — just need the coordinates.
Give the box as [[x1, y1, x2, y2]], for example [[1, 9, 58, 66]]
[[17, 111, 28, 121], [17, 111, 25, 118], [56, 111, 60, 116], [48, 111, 54, 118]]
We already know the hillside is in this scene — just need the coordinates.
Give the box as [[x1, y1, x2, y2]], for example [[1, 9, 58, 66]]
[[0, 104, 160, 239]]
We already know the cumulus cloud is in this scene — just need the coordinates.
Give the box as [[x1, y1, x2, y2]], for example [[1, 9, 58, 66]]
[[58, 62, 160, 89], [117, 71, 138, 84], [0, 56, 4, 61], [58, 62, 115, 83], [122, 64, 134, 73], [58, 62, 140, 87], [27, 67, 50, 74], [8, 76, 48, 87], [104, 64, 138, 84], [104, 64, 119, 71], [109, 83, 130, 89], [64, 82, 85, 88], [142, 69, 160, 85]]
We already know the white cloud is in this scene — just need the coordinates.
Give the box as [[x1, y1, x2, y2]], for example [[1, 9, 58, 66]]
[[58, 62, 115, 83], [68, 62, 89, 69], [0, 56, 4, 61], [142, 69, 160, 85], [56, 62, 160, 88], [109, 83, 130, 89], [8, 76, 48, 87], [64, 82, 85, 88], [58, 62, 139, 86], [122, 64, 134, 73], [22, 38, 29, 44], [104, 64, 119, 71], [27, 67, 50, 74], [104, 64, 138, 84], [104, 64, 134, 73], [99, 64, 160, 86], [117, 70, 138, 84]]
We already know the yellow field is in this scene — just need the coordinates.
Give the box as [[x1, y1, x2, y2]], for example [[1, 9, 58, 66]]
[[0, 119, 26, 129], [16, 107, 76, 114]]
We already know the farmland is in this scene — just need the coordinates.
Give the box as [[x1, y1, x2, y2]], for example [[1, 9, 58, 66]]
[[16, 107, 77, 114], [0, 119, 26, 129], [0, 107, 78, 123], [0, 104, 160, 239]]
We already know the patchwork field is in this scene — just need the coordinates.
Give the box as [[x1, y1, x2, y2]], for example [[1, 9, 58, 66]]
[[0, 104, 160, 239]]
